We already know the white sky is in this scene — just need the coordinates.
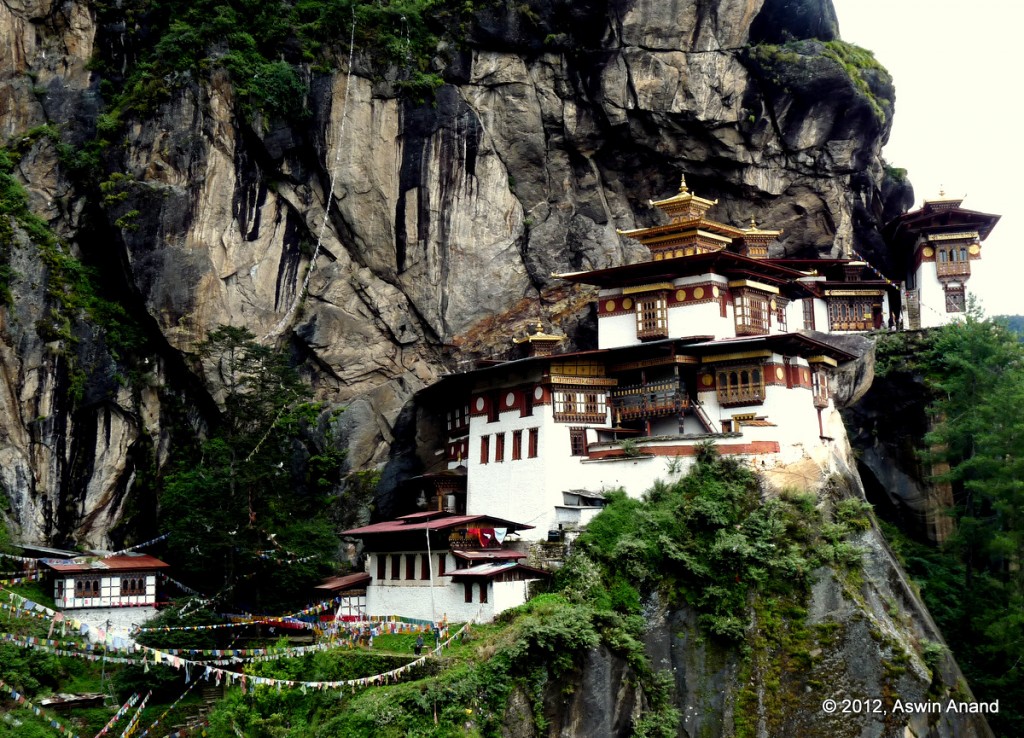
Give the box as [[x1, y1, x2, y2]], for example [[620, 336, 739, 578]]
[[832, 0, 1023, 316]]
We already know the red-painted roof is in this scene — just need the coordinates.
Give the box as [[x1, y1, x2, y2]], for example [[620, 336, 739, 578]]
[[314, 572, 372, 591], [42, 554, 170, 574], [341, 512, 533, 536]]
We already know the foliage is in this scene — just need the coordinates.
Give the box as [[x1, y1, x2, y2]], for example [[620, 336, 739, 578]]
[[90, 0, 486, 127], [565, 449, 865, 642], [874, 309, 1024, 735], [160, 326, 345, 609], [0, 142, 146, 401], [746, 39, 891, 123]]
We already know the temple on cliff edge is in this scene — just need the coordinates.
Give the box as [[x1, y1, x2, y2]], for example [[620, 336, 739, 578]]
[[341, 177, 1000, 623]]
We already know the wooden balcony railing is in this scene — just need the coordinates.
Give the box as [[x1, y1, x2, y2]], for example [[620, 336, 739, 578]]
[[611, 383, 688, 420], [936, 260, 970, 278]]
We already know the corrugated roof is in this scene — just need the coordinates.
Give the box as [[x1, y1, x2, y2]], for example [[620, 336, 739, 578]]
[[314, 572, 371, 591], [451, 550, 527, 562], [42, 554, 170, 573], [442, 562, 550, 579], [342, 512, 533, 536]]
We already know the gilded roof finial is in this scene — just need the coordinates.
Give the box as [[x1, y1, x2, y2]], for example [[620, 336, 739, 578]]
[[535, 319, 544, 333], [750, 216, 758, 229], [679, 174, 689, 193], [938, 185, 945, 197]]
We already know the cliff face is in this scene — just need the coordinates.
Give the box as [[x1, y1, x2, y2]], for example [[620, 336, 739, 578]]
[[0, 0, 911, 547]]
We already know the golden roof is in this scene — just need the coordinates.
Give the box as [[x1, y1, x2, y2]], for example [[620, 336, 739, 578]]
[[512, 321, 564, 345], [741, 216, 782, 239], [649, 174, 719, 222]]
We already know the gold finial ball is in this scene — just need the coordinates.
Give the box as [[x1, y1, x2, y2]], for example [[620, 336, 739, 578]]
[[679, 173, 689, 193], [535, 320, 543, 333], [749, 216, 757, 228]]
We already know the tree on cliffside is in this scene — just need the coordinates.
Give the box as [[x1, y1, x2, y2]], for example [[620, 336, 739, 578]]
[[915, 309, 1024, 735], [160, 327, 344, 610]]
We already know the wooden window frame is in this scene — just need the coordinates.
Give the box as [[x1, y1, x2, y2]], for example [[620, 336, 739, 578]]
[[774, 297, 788, 332], [406, 553, 416, 580], [715, 364, 766, 407], [390, 554, 401, 580], [494, 432, 505, 463], [569, 427, 589, 457], [438, 554, 447, 576], [944, 284, 966, 313], [377, 554, 386, 581], [812, 368, 829, 408], [553, 390, 607, 424], [464, 582, 473, 603], [480, 435, 490, 465], [635, 292, 669, 341], [802, 298, 815, 330], [528, 428, 539, 458], [734, 288, 770, 336], [512, 429, 523, 460], [827, 297, 874, 331]]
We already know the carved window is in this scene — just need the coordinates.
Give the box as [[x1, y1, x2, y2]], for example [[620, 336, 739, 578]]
[[715, 365, 765, 406], [812, 368, 829, 408], [774, 297, 788, 332], [945, 285, 966, 313], [802, 299, 815, 330], [569, 427, 588, 457], [553, 390, 606, 423], [734, 289, 771, 335], [512, 430, 522, 460], [937, 246, 970, 277], [827, 298, 873, 331], [635, 293, 668, 340]]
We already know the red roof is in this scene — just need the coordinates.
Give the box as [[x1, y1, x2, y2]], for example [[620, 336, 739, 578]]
[[314, 572, 372, 591], [341, 512, 534, 536], [42, 554, 170, 574]]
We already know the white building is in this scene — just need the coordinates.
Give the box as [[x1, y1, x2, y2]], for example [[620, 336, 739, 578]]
[[344, 176, 999, 622], [883, 193, 1000, 328], [341, 511, 548, 623], [44, 553, 168, 610]]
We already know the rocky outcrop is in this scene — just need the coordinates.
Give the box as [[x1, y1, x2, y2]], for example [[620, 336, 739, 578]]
[[840, 336, 955, 544], [640, 525, 993, 738], [0, 1, 910, 546]]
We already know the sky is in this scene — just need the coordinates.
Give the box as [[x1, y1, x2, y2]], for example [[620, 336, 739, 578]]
[[831, 0, 1022, 316]]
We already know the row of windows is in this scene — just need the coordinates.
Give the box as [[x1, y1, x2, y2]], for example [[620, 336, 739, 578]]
[[57, 577, 150, 597], [552, 390, 607, 423], [480, 428, 539, 464], [378, 553, 448, 581]]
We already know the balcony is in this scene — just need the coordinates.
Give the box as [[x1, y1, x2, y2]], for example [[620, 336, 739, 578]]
[[611, 382, 688, 420], [936, 260, 970, 278]]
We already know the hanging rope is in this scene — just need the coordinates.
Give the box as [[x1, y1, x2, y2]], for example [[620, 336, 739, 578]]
[[264, 8, 357, 344]]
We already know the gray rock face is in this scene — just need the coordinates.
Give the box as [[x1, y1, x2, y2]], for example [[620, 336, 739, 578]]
[[0, 2, 907, 547]]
